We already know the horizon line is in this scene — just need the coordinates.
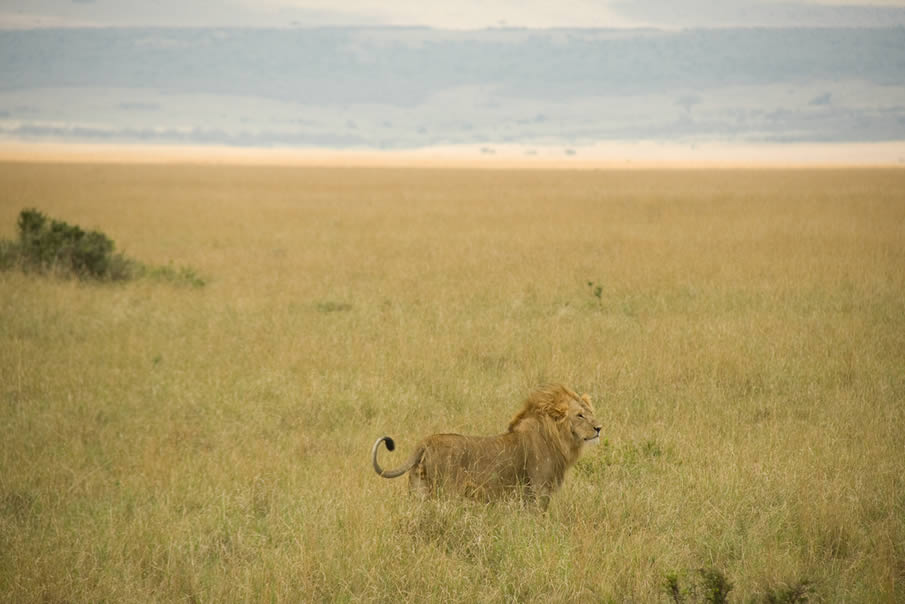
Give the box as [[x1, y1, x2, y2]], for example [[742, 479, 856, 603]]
[[2, 140, 904, 170]]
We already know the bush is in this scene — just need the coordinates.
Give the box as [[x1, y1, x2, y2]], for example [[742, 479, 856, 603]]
[[144, 262, 206, 288], [1, 208, 200, 285], [0, 238, 20, 271], [664, 568, 733, 604], [11, 208, 136, 280]]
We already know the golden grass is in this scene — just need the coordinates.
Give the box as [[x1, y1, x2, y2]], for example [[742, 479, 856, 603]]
[[1, 162, 904, 602]]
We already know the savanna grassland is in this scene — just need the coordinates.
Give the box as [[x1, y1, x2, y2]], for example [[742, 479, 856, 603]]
[[1, 162, 904, 602]]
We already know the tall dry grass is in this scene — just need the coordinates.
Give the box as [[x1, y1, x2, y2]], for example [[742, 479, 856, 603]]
[[1, 162, 904, 602]]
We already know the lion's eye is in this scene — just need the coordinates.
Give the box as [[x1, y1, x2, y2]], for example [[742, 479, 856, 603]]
[[577, 413, 584, 419]]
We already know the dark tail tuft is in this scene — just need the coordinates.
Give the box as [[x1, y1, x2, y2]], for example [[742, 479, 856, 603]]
[[384, 437, 395, 451]]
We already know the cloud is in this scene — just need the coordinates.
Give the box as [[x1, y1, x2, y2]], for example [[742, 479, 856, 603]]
[[609, 0, 905, 28], [235, 0, 645, 29], [4, 0, 905, 29], [0, 0, 381, 28], [809, 92, 832, 106], [236, 0, 905, 29]]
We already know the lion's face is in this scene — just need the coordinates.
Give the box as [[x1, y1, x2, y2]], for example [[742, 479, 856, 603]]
[[566, 395, 601, 445]]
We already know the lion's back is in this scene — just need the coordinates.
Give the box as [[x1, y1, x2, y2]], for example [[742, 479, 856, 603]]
[[414, 432, 527, 497]]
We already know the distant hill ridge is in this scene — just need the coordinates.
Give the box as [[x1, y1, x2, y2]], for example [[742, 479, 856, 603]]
[[1, 26, 904, 147]]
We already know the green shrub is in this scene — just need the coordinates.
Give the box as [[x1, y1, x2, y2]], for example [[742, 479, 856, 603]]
[[699, 568, 733, 604], [144, 262, 206, 288], [663, 568, 734, 604], [1, 208, 197, 285], [13, 208, 130, 279], [316, 301, 353, 313], [0, 238, 21, 270], [761, 580, 814, 603], [586, 280, 603, 306]]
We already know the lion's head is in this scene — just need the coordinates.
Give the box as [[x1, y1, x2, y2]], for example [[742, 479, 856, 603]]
[[508, 384, 601, 458]]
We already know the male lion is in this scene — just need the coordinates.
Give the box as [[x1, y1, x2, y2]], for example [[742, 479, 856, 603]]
[[371, 384, 601, 509]]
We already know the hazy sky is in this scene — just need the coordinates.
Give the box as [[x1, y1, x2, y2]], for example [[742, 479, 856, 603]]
[[2, 4, 903, 148], [2, 0, 905, 29]]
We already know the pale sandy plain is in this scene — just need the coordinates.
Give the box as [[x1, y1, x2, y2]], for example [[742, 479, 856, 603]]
[[1, 140, 904, 168]]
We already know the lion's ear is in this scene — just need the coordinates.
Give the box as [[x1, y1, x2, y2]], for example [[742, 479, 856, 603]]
[[581, 394, 592, 404]]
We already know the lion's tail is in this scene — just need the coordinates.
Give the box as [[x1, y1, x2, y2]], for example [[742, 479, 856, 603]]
[[371, 436, 423, 479]]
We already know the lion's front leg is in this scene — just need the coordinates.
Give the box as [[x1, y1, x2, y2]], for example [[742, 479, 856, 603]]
[[527, 483, 552, 511], [525, 457, 557, 511]]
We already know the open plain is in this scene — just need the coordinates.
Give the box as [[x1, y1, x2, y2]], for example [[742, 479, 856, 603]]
[[1, 160, 904, 601]]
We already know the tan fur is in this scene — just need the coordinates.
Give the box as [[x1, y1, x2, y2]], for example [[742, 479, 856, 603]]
[[371, 384, 601, 510]]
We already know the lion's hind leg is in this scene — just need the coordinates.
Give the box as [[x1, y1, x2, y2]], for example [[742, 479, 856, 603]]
[[407, 461, 431, 499]]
